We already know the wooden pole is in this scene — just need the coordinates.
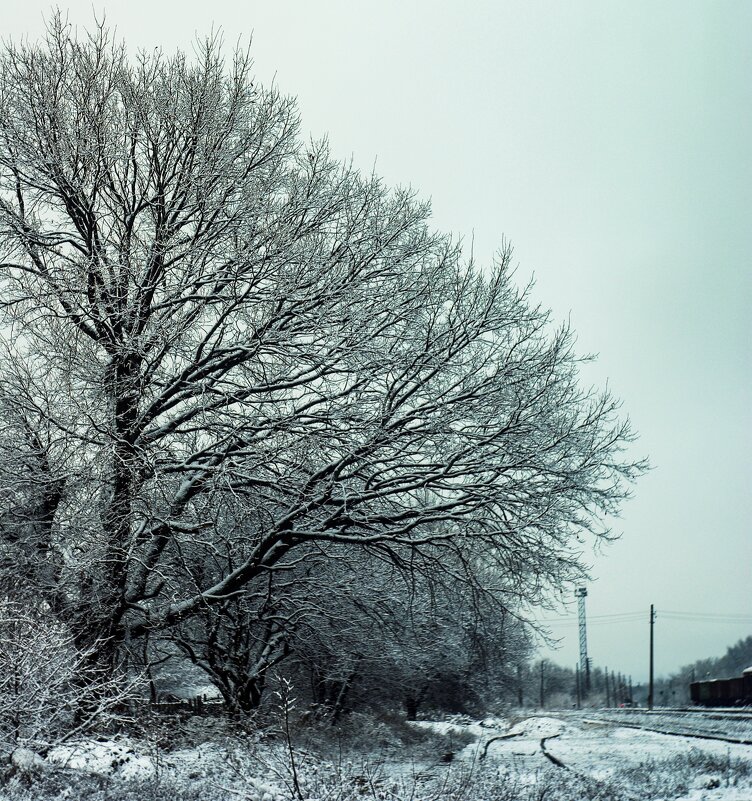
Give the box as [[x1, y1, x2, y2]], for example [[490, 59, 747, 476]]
[[605, 666, 611, 707], [648, 604, 655, 710], [539, 661, 545, 709]]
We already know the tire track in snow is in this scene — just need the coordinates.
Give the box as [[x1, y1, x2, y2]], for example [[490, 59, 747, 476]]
[[539, 730, 643, 801], [539, 734, 566, 768]]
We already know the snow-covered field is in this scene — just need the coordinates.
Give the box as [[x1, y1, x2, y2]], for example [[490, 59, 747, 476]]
[[465, 713, 752, 799], [3, 711, 752, 800]]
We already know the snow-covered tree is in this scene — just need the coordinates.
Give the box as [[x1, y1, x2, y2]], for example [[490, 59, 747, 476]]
[[0, 17, 644, 682], [284, 550, 531, 719]]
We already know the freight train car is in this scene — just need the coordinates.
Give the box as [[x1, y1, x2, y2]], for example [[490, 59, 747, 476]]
[[690, 667, 752, 707]]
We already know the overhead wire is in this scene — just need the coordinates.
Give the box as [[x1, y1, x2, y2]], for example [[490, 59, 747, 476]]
[[534, 609, 752, 627]]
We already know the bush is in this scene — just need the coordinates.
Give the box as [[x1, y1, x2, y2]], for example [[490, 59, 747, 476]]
[[0, 601, 131, 757], [290, 709, 475, 762]]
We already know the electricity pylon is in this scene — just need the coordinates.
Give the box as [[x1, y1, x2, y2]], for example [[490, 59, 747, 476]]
[[575, 587, 591, 692]]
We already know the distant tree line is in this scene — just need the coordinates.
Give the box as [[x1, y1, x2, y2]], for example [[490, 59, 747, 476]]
[[655, 636, 752, 706], [682, 636, 752, 681]]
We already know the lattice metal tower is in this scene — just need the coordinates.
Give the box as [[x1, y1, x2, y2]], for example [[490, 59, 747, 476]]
[[575, 587, 591, 691]]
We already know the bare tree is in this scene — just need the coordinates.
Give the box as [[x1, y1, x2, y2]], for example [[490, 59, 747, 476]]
[[0, 17, 644, 682], [173, 588, 291, 716], [0, 403, 65, 602], [287, 554, 532, 720]]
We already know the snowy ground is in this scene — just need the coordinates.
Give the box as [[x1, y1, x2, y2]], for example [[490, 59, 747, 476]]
[[3, 711, 752, 800], [415, 712, 752, 800], [522, 715, 748, 797]]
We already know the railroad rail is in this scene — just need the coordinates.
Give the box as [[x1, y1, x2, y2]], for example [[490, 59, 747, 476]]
[[605, 706, 752, 719], [580, 710, 752, 745]]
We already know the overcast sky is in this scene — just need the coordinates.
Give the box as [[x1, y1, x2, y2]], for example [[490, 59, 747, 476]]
[[6, 1, 751, 682]]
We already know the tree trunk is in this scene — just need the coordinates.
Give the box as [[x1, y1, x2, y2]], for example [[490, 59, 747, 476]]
[[404, 696, 419, 721]]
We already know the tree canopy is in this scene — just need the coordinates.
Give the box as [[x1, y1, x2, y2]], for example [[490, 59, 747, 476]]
[[0, 17, 644, 708]]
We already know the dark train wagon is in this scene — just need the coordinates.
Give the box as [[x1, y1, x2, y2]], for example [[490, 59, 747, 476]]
[[690, 667, 752, 707], [689, 680, 705, 705]]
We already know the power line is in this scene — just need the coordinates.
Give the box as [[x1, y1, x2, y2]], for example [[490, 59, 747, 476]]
[[661, 610, 752, 620], [674, 619, 752, 623], [538, 611, 642, 622], [536, 609, 752, 626]]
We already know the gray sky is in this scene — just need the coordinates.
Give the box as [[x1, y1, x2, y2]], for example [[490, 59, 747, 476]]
[[6, 1, 751, 681]]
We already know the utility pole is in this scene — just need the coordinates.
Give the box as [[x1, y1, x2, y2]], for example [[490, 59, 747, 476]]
[[575, 587, 590, 692], [575, 664, 581, 709], [517, 663, 524, 707], [648, 604, 656, 710], [605, 666, 611, 707], [539, 660, 545, 709]]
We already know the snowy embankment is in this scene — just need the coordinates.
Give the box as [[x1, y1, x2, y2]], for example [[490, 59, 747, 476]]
[[2, 711, 752, 800]]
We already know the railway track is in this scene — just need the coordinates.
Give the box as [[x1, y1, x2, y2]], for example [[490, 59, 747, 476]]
[[605, 706, 752, 720], [577, 709, 752, 745]]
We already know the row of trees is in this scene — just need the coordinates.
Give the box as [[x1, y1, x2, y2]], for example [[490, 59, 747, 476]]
[[525, 661, 634, 710], [0, 16, 643, 738], [678, 636, 752, 683], [652, 636, 752, 706]]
